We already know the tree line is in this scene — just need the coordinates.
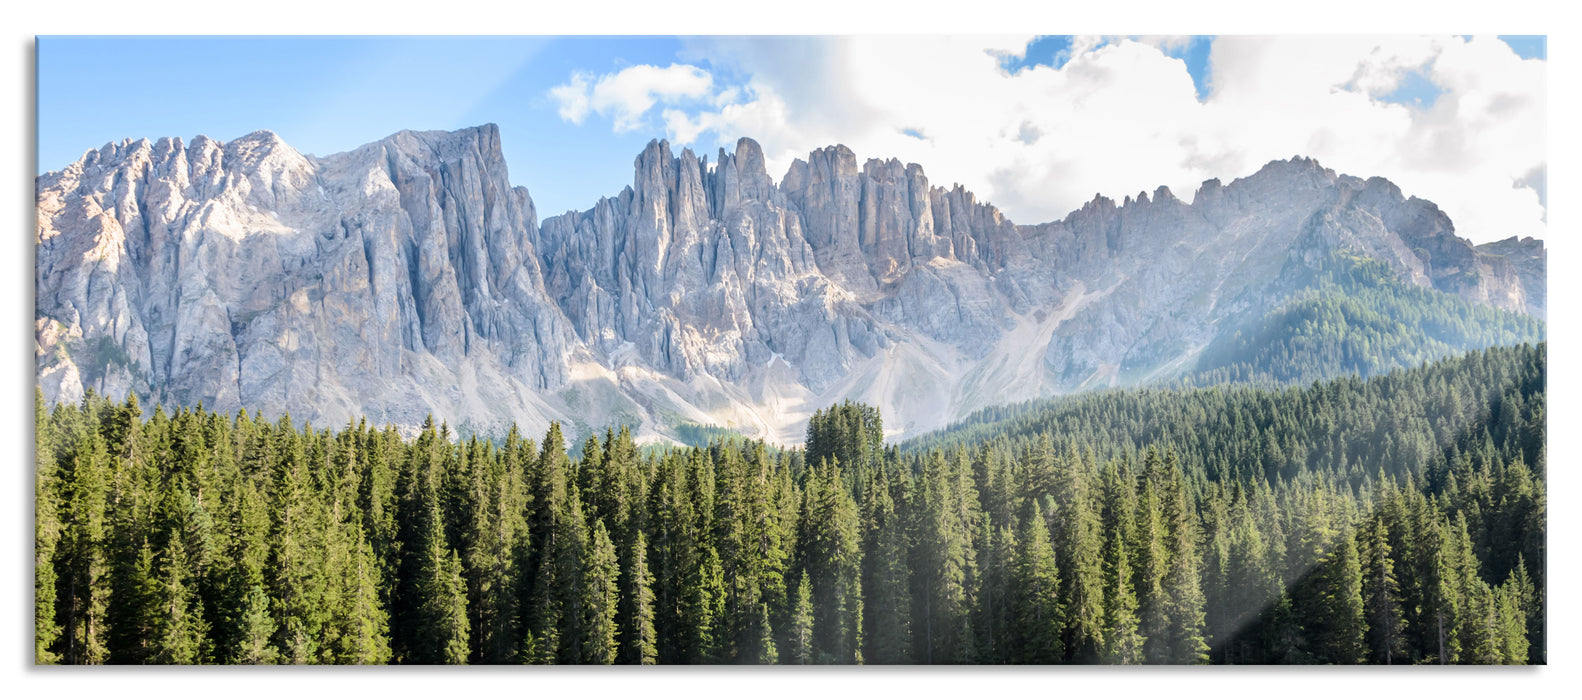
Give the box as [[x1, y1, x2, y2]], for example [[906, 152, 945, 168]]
[[34, 343, 1544, 664]]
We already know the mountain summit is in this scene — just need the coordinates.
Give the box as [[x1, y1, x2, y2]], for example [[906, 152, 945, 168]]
[[35, 125, 1545, 443]]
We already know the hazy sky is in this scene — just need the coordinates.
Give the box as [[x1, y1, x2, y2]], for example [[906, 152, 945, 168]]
[[37, 35, 1546, 243]]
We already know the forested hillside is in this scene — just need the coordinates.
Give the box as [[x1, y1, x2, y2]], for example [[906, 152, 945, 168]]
[[34, 344, 1545, 664], [1191, 254, 1544, 386]]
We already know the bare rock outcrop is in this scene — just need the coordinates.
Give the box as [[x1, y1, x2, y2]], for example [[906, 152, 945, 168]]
[[36, 126, 1545, 443]]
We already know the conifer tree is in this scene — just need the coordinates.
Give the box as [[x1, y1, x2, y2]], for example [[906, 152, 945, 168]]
[[683, 545, 727, 663], [463, 430, 528, 664], [61, 429, 111, 664], [336, 532, 392, 664], [625, 531, 658, 664], [233, 585, 279, 664], [798, 461, 863, 664], [1052, 443, 1105, 662], [789, 571, 814, 665], [404, 482, 470, 665], [910, 453, 967, 663], [647, 452, 696, 663], [523, 424, 577, 664], [757, 603, 780, 664], [1448, 513, 1496, 664], [1159, 458, 1210, 665], [547, 486, 592, 664], [1009, 505, 1063, 664], [35, 390, 64, 663], [270, 426, 328, 664], [1495, 570, 1529, 664], [976, 522, 1016, 662], [1133, 457, 1170, 663], [1430, 529, 1463, 664], [861, 471, 911, 664], [747, 443, 792, 662], [151, 530, 208, 664], [24, 346, 1550, 666], [1361, 515, 1406, 664], [1102, 526, 1144, 664], [582, 520, 620, 664], [1311, 526, 1367, 664], [1508, 555, 1537, 663], [712, 444, 756, 662], [432, 548, 472, 664]]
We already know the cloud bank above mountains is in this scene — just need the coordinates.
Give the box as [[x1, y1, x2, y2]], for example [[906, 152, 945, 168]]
[[549, 35, 1546, 244]]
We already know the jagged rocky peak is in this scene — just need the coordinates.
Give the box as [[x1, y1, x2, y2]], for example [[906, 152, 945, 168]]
[[36, 124, 1545, 447], [36, 123, 574, 434], [392, 122, 504, 159]]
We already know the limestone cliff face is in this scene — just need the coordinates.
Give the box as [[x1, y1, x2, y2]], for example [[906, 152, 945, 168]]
[[36, 125, 1545, 444], [1477, 235, 1546, 317], [36, 125, 574, 433]]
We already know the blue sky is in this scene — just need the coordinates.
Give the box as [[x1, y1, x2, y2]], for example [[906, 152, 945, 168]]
[[42, 35, 1249, 214], [39, 36, 698, 217], [37, 35, 1547, 242]]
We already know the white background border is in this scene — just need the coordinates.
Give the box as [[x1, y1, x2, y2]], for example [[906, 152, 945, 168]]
[[5, 2, 1574, 698]]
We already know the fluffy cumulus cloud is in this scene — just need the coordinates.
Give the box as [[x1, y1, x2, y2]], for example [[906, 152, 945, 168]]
[[549, 63, 714, 132], [547, 36, 1545, 243]]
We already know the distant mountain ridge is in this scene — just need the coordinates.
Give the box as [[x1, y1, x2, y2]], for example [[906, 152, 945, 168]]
[[34, 124, 1545, 444]]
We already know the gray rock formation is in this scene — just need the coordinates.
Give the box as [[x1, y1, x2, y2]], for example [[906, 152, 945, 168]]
[[1477, 235, 1547, 317], [36, 126, 1546, 444], [36, 125, 575, 435]]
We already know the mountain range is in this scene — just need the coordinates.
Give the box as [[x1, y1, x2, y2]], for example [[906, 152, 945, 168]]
[[34, 124, 1546, 444]]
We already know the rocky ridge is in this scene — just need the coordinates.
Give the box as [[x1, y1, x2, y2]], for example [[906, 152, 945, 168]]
[[35, 125, 1545, 443]]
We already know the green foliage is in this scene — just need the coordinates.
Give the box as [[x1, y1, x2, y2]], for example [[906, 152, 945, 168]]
[[625, 531, 658, 665], [789, 572, 814, 665], [581, 521, 620, 664], [35, 389, 63, 664], [673, 421, 746, 448], [233, 585, 279, 664], [33, 343, 1545, 664], [1008, 506, 1063, 663], [1193, 253, 1544, 386], [806, 400, 884, 490]]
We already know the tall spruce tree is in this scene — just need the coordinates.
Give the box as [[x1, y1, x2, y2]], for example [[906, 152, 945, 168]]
[[800, 461, 862, 664], [1361, 514, 1406, 664], [789, 571, 814, 665], [35, 390, 64, 663], [1009, 505, 1063, 664], [910, 453, 968, 663], [582, 520, 621, 664], [61, 428, 111, 664], [1133, 454, 1170, 664], [234, 585, 279, 664], [861, 470, 911, 664], [1159, 454, 1210, 665], [625, 531, 659, 664], [1102, 527, 1143, 664], [150, 529, 208, 664], [1052, 442, 1105, 662]]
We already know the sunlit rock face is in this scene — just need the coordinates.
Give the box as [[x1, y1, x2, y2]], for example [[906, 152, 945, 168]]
[[36, 126, 1543, 444]]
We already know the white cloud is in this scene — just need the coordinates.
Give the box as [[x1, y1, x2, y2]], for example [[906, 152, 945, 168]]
[[547, 71, 593, 124], [549, 63, 714, 133], [555, 36, 1546, 243]]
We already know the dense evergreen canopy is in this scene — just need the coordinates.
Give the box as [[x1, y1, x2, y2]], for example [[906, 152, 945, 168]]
[[34, 343, 1544, 664]]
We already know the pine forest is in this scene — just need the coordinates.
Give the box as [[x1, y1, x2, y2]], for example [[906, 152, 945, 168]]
[[33, 343, 1545, 665]]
